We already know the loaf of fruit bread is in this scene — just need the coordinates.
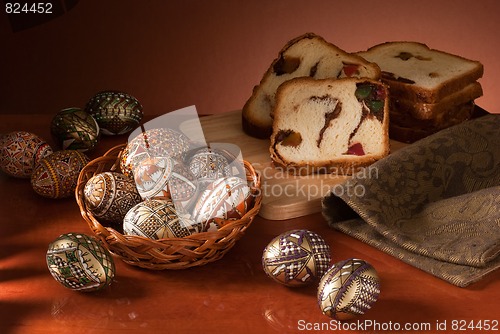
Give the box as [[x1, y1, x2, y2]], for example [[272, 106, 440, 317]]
[[357, 41, 484, 104], [242, 33, 381, 138], [269, 77, 390, 175]]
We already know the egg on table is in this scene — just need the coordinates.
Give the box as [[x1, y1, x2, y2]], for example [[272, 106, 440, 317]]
[[84, 171, 142, 225], [46, 232, 115, 292], [0, 131, 53, 178], [50, 108, 100, 152], [262, 229, 331, 287], [317, 258, 380, 320], [31, 150, 89, 199], [85, 90, 143, 135], [123, 198, 204, 239]]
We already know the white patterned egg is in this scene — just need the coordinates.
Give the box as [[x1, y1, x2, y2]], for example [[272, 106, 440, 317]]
[[187, 146, 234, 182], [133, 156, 198, 204], [191, 176, 253, 231], [120, 128, 191, 177]]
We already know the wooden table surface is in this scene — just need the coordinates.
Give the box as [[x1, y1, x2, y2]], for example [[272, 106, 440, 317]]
[[1, 114, 499, 334]]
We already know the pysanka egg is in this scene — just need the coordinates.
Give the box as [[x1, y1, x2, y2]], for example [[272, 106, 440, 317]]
[[187, 146, 234, 183], [0, 131, 53, 178], [31, 150, 89, 199], [84, 172, 142, 224], [85, 90, 143, 135], [317, 258, 380, 320], [133, 156, 174, 199], [133, 156, 198, 205], [123, 198, 203, 239], [120, 128, 191, 177], [46, 232, 115, 291], [191, 176, 252, 231], [262, 230, 331, 287], [50, 108, 100, 151]]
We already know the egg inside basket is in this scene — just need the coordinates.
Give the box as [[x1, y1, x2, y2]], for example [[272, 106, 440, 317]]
[[75, 131, 262, 270]]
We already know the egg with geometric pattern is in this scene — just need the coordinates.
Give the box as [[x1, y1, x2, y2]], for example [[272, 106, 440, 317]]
[[123, 198, 204, 239], [31, 150, 89, 199], [190, 176, 252, 232], [133, 156, 198, 206], [46, 232, 115, 292], [120, 128, 191, 177], [83, 171, 142, 225], [85, 90, 143, 136], [262, 229, 331, 287], [187, 146, 234, 183], [50, 108, 100, 152], [317, 258, 380, 320], [0, 131, 53, 178]]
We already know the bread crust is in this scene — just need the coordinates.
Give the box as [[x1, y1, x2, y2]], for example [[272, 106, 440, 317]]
[[392, 81, 482, 120], [242, 33, 381, 138]]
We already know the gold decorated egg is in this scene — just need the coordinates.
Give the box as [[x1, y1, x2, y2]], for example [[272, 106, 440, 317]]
[[123, 198, 203, 239], [120, 128, 191, 177], [317, 258, 380, 320], [262, 230, 331, 287], [191, 176, 253, 231], [0, 131, 53, 178], [46, 232, 115, 291], [50, 108, 100, 152], [84, 172, 142, 225], [31, 150, 89, 199], [85, 90, 143, 135]]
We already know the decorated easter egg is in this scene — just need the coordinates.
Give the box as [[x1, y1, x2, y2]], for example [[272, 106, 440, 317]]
[[168, 161, 198, 203], [85, 90, 143, 135], [187, 146, 234, 183], [46, 232, 115, 291], [262, 229, 331, 287], [317, 258, 380, 320], [133, 156, 174, 199], [84, 171, 142, 225], [123, 199, 203, 239], [191, 176, 252, 231], [133, 157, 198, 205], [120, 128, 191, 177], [31, 150, 89, 199], [0, 131, 53, 178], [50, 108, 100, 151]]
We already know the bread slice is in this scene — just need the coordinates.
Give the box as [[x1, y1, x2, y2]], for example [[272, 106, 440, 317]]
[[269, 77, 389, 175], [357, 42, 483, 103], [242, 33, 381, 138], [389, 101, 475, 143], [392, 81, 482, 120]]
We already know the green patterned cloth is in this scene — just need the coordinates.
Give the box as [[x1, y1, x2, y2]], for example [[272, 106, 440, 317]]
[[322, 114, 500, 287]]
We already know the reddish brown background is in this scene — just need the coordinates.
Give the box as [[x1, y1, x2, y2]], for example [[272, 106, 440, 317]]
[[1, 0, 499, 116]]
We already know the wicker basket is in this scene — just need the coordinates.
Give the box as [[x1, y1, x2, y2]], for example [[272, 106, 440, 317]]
[[75, 144, 262, 270]]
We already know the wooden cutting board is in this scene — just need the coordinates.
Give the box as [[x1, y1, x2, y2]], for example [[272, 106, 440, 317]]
[[197, 110, 406, 220]]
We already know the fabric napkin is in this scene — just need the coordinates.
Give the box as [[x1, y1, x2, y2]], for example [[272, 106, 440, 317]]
[[322, 113, 500, 287]]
